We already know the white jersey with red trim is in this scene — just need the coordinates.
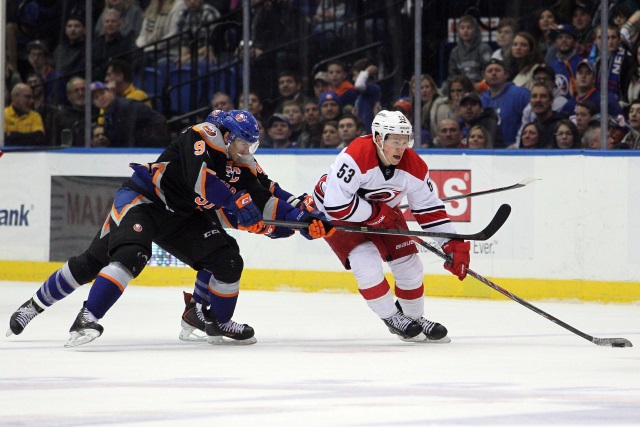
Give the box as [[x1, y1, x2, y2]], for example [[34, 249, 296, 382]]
[[314, 135, 456, 245]]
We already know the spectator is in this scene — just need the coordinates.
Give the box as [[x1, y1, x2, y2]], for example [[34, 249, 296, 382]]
[[337, 113, 363, 147], [313, 71, 331, 99], [282, 100, 308, 145], [327, 60, 358, 108], [320, 120, 341, 148], [448, 14, 492, 83], [53, 15, 86, 76], [410, 74, 442, 135], [58, 77, 92, 147], [25, 40, 65, 106], [318, 91, 343, 122], [104, 59, 151, 107], [4, 83, 45, 146], [211, 91, 234, 111], [625, 43, 640, 108], [270, 70, 312, 116], [262, 113, 295, 148], [530, 81, 567, 147], [552, 119, 581, 149], [492, 18, 518, 60], [574, 100, 597, 139], [457, 92, 504, 148], [136, 0, 186, 63], [92, 9, 137, 81], [91, 123, 111, 147], [572, 1, 595, 58], [298, 99, 323, 148], [593, 24, 633, 102], [466, 125, 492, 148], [620, 98, 640, 149], [432, 75, 475, 134], [481, 59, 531, 147], [352, 57, 381, 134], [548, 24, 583, 98], [505, 32, 542, 90], [435, 118, 465, 148], [90, 81, 169, 147], [176, 0, 221, 67], [26, 73, 62, 146], [519, 122, 543, 149], [533, 8, 559, 57], [95, 0, 144, 40], [393, 99, 431, 147], [560, 59, 623, 118], [582, 125, 615, 149], [237, 91, 265, 122]]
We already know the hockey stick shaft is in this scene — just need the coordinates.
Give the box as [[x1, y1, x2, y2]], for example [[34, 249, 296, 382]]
[[415, 239, 633, 348], [398, 177, 537, 209], [264, 204, 511, 241]]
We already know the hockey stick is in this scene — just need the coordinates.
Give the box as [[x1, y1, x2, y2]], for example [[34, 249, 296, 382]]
[[264, 203, 511, 241], [415, 239, 633, 348], [398, 177, 537, 209], [0, 129, 73, 155]]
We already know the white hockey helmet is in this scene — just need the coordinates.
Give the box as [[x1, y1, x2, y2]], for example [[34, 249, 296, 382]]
[[371, 110, 414, 148]]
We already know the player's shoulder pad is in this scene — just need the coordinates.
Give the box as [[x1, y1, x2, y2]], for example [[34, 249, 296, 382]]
[[343, 135, 378, 173], [397, 148, 428, 180], [234, 153, 258, 176], [192, 122, 226, 154]]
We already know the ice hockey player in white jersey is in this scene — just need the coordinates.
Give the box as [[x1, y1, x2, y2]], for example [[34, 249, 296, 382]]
[[313, 110, 471, 342]]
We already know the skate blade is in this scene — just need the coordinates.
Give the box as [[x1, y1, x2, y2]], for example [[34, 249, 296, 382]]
[[179, 327, 207, 342], [64, 330, 102, 348], [398, 332, 427, 342], [6, 328, 14, 337], [409, 335, 452, 344], [207, 336, 257, 346]]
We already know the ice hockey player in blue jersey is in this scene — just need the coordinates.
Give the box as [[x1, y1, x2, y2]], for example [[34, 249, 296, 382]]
[[6, 109, 334, 347]]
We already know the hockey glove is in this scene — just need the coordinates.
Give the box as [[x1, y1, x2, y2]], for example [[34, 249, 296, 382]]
[[364, 202, 402, 229], [253, 224, 295, 239], [293, 193, 318, 212], [442, 239, 470, 281], [225, 191, 264, 233], [287, 209, 335, 240]]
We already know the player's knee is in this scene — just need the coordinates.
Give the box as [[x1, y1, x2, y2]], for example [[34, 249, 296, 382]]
[[205, 248, 244, 284], [110, 244, 151, 278], [68, 251, 108, 284]]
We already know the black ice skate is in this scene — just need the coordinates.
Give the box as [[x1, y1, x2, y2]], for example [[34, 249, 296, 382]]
[[179, 292, 207, 342], [382, 311, 425, 341], [395, 300, 451, 343], [203, 312, 256, 345], [6, 298, 44, 337], [65, 302, 104, 348]]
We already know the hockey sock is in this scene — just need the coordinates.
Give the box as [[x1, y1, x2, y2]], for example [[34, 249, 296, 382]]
[[395, 283, 425, 319], [35, 262, 83, 309], [358, 278, 397, 319], [85, 263, 132, 319], [208, 276, 239, 324], [192, 270, 212, 305]]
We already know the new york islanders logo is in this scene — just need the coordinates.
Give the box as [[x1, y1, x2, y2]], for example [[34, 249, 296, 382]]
[[201, 124, 217, 137], [235, 112, 247, 122]]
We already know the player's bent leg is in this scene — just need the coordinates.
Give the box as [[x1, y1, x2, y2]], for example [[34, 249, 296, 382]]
[[66, 244, 148, 348], [390, 254, 450, 343], [349, 242, 424, 341]]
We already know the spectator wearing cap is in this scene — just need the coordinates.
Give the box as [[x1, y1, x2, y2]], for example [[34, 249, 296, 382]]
[[53, 15, 86, 76], [593, 24, 633, 102], [560, 59, 623, 118], [313, 71, 331, 99], [262, 113, 295, 148], [105, 59, 151, 107], [92, 8, 137, 82], [480, 58, 530, 147], [26, 40, 65, 105], [547, 24, 583, 98], [318, 91, 343, 122], [4, 83, 45, 146], [352, 57, 381, 134], [91, 81, 169, 148], [504, 31, 543, 90], [448, 14, 492, 83], [572, 1, 596, 58], [457, 92, 504, 148]]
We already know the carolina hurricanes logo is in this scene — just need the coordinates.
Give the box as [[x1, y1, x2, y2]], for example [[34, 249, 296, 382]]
[[235, 113, 247, 122], [201, 125, 217, 137], [133, 224, 143, 232], [358, 188, 402, 202]]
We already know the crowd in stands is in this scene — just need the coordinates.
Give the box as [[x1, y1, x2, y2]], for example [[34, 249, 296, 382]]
[[4, 0, 640, 150]]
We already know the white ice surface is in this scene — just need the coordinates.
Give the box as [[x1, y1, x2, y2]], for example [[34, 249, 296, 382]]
[[1, 281, 639, 426]]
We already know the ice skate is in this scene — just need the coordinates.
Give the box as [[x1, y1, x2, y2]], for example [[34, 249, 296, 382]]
[[203, 312, 256, 345], [65, 302, 104, 348], [382, 311, 425, 341], [179, 292, 207, 342], [395, 301, 451, 343], [6, 298, 44, 337]]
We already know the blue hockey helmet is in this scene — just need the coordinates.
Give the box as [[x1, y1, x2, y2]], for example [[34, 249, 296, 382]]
[[222, 109, 260, 144], [204, 109, 226, 127]]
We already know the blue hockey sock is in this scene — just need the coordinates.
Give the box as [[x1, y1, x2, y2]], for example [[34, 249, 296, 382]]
[[35, 262, 82, 308], [192, 270, 212, 305], [85, 263, 132, 319], [208, 276, 239, 324]]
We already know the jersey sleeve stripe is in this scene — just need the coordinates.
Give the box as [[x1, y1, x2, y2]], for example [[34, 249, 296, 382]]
[[412, 204, 446, 214], [325, 196, 359, 220], [419, 219, 451, 229]]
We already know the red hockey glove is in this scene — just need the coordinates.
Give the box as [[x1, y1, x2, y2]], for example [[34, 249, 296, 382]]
[[364, 202, 401, 229], [442, 240, 470, 281]]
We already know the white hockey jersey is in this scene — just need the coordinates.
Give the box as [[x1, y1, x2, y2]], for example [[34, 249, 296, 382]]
[[314, 135, 457, 245]]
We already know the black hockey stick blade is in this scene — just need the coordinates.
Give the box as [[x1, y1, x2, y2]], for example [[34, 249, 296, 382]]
[[415, 238, 633, 348], [264, 203, 511, 241], [399, 177, 537, 209]]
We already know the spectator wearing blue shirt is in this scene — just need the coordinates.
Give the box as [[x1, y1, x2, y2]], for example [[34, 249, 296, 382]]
[[560, 59, 623, 118]]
